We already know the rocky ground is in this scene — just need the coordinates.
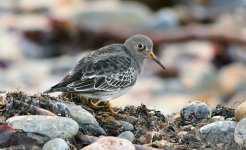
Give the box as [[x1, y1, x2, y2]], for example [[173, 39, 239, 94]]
[[0, 91, 246, 150]]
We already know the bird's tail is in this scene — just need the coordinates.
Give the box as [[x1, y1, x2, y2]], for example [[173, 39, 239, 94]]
[[43, 88, 54, 94]]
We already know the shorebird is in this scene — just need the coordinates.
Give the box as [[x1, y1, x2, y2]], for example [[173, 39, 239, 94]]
[[44, 35, 165, 116]]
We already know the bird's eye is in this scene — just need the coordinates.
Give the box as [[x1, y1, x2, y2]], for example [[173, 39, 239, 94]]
[[138, 44, 146, 51]]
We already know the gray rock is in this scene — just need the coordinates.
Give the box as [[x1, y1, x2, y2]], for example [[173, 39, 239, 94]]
[[209, 116, 225, 123], [200, 121, 239, 149], [181, 101, 212, 121], [126, 116, 138, 124], [118, 120, 134, 131], [6, 115, 79, 139], [82, 124, 106, 136], [82, 136, 135, 150], [118, 131, 135, 142], [55, 102, 98, 125], [234, 118, 246, 147], [42, 138, 69, 150]]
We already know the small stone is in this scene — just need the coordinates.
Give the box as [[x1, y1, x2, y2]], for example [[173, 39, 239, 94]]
[[126, 116, 138, 124], [134, 144, 161, 150], [118, 120, 134, 131], [151, 140, 174, 149], [6, 115, 79, 139], [81, 124, 106, 136], [234, 118, 246, 147], [200, 121, 237, 145], [42, 138, 69, 150], [118, 131, 135, 142], [177, 131, 188, 140], [226, 118, 235, 121], [235, 101, 246, 121], [81, 136, 135, 150], [75, 134, 98, 146], [209, 116, 225, 123], [180, 101, 212, 121]]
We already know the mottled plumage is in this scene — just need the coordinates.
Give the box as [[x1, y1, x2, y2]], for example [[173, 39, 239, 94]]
[[44, 35, 165, 115]]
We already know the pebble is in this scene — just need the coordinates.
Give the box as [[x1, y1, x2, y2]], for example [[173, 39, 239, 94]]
[[235, 101, 246, 121], [234, 118, 246, 147], [180, 101, 212, 121], [200, 121, 237, 145], [42, 138, 69, 150], [6, 115, 79, 139], [81, 124, 106, 136], [134, 144, 161, 150], [118, 120, 134, 131], [118, 131, 135, 142], [81, 136, 135, 150], [151, 140, 174, 149], [209, 116, 225, 123], [75, 134, 98, 145], [177, 131, 188, 141], [126, 116, 138, 124]]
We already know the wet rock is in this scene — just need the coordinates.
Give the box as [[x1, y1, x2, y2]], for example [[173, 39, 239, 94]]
[[81, 136, 135, 150], [209, 116, 225, 123], [42, 138, 69, 150], [118, 120, 134, 131], [118, 131, 135, 142], [234, 118, 246, 147], [200, 121, 238, 147], [81, 124, 106, 136], [6, 115, 79, 139], [180, 101, 212, 121], [235, 101, 246, 121]]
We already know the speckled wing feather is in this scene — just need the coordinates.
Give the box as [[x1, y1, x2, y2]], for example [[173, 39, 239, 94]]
[[45, 45, 138, 93]]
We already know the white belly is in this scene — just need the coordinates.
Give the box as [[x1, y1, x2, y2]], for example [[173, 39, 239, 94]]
[[77, 87, 131, 101]]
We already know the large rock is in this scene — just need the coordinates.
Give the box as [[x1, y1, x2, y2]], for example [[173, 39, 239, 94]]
[[234, 118, 246, 148], [42, 138, 69, 150], [6, 115, 79, 139], [200, 121, 239, 149], [81, 136, 135, 150]]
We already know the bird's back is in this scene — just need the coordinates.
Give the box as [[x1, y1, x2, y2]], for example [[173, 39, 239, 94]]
[[44, 44, 140, 97]]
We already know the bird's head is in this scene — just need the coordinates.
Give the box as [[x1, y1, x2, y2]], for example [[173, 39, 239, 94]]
[[124, 35, 165, 69]]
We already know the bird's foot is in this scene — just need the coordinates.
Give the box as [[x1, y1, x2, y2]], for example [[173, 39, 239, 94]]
[[105, 101, 118, 116], [86, 99, 104, 109]]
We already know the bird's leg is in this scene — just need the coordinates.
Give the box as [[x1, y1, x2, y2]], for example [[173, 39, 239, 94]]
[[86, 99, 104, 109], [105, 101, 118, 116]]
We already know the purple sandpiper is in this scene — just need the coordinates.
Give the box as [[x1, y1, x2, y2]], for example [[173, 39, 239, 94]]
[[44, 35, 165, 115]]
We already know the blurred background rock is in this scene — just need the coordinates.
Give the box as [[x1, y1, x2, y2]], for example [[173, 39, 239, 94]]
[[0, 0, 246, 114]]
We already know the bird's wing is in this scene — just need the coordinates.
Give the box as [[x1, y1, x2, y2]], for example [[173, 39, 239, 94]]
[[48, 54, 138, 93]]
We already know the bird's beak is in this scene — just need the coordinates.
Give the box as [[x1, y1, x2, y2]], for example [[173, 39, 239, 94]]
[[148, 51, 166, 69]]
